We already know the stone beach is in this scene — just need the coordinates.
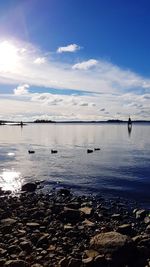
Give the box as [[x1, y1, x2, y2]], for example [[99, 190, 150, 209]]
[[0, 183, 150, 267]]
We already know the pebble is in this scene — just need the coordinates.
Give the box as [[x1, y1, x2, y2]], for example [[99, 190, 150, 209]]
[[0, 188, 149, 267]]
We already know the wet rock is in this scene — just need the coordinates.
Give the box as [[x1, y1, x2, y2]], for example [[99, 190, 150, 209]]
[[64, 224, 74, 230], [0, 248, 7, 256], [146, 224, 150, 233], [21, 183, 37, 192], [94, 254, 106, 266], [8, 245, 21, 254], [68, 257, 82, 267], [111, 213, 121, 220], [67, 202, 81, 210], [19, 241, 32, 252], [59, 257, 71, 267], [26, 222, 40, 228], [32, 210, 45, 219], [0, 259, 6, 266], [31, 264, 43, 267], [37, 235, 49, 247], [60, 207, 83, 223], [144, 216, 150, 225], [135, 209, 147, 220], [84, 249, 99, 258], [82, 219, 95, 227], [82, 257, 93, 266], [1, 218, 17, 226], [4, 260, 29, 266], [117, 224, 133, 236], [79, 207, 93, 216], [138, 236, 150, 247], [58, 189, 71, 197], [90, 231, 136, 266]]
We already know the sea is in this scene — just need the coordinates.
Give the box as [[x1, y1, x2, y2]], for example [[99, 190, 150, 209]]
[[0, 122, 149, 207]]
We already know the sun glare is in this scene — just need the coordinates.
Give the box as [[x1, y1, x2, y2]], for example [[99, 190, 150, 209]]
[[0, 41, 19, 71], [0, 170, 22, 192]]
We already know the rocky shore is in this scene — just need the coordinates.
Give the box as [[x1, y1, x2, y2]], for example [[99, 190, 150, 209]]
[[0, 183, 150, 267]]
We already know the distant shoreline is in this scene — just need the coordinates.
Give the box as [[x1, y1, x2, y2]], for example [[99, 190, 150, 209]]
[[0, 119, 150, 125]]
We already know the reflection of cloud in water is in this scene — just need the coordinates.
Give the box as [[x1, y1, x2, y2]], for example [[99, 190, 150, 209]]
[[0, 170, 22, 192], [7, 152, 15, 156]]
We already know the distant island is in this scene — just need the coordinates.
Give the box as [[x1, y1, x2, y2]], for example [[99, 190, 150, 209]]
[[0, 119, 150, 125], [33, 119, 55, 123]]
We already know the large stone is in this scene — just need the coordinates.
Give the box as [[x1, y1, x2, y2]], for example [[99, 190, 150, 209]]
[[90, 231, 136, 266], [21, 183, 37, 192]]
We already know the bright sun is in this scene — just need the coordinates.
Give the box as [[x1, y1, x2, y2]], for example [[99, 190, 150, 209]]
[[0, 41, 19, 71]]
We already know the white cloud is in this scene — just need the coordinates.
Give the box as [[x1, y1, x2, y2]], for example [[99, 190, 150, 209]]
[[0, 40, 150, 96], [34, 57, 46, 64], [13, 84, 29, 95], [57, 44, 81, 53], [0, 39, 150, 121], [72, 59, 98, 70]]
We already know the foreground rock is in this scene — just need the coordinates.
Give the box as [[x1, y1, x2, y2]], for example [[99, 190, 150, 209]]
[[0, 188, 150, 266], [90, 231, 136, 266], [21, 182, 37, 192]]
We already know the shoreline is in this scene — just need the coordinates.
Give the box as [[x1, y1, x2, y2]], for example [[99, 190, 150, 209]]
[[0, 184, 150, 267]]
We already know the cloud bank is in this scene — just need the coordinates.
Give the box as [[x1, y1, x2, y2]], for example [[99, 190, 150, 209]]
[[0, 39, 149, 121]]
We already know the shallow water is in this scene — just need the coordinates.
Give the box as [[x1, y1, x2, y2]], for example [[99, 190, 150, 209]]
[[0, 123, 149, 206]]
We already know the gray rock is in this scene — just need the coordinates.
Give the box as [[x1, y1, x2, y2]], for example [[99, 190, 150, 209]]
[[117, 224, 132, 235], [58, 189, 71, 197], [79, 207, 93, 216], [84, 249, 99, 258], [68, 258, 82, 267], [0, 248, 7, 256], [8, 245, 21, 254], [82, 257, 93, 266], [31, 265, 43, 267], [26, 222, 40, 228], [145, 216, 150, 225], [135, 209, 146, 220], [60, 207, 83, 223], [111, 213, 121, 220], [146, 224, 150, 233], [90, 231, 136, 266], [1, 218, 17, 226], [59, 257, 71, 267], [94, 254, 106, 266], [4, 260, 29, 266], [0, 259, 6, 266], [21, 183, 37, 192], [37, 235, 49, 247], [19, 241, 32, 252]]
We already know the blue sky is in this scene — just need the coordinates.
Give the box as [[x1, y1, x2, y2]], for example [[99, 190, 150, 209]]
[[0, 0, 149, 121]]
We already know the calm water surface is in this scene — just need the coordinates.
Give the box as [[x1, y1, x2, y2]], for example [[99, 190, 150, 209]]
[[0, 123, 149, 206]]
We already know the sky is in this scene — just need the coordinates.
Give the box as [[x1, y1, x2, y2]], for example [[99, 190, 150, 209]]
[[0, 0, 150, 121]]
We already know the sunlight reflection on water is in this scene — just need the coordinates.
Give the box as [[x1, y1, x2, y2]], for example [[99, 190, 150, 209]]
[[0, 170, 22, 192], [7, 152, 15, 156]]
